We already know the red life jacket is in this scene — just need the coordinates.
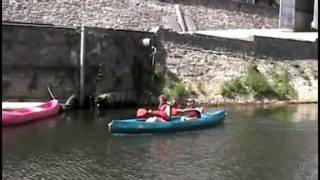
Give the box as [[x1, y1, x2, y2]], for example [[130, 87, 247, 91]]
[[152, 103, 170, 120]]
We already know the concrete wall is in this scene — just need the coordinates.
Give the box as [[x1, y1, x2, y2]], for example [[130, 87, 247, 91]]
[[2, 24, 156, 105], [2, 0, 279, 31], [294, 0, 314, 31], [254, 36, 318, 59], [84, 28, 157, 106], [2, 24, 80, 101]]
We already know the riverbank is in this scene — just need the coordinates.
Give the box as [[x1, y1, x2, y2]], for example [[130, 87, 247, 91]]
[[159, 28, 318, 106], [199, 100, 318, 106]]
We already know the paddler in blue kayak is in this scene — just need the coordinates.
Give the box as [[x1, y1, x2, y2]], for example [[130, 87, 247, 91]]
[[186, 98, 202, 118], [174, 98, 204, 121], [136, 96, 203, 122], [145, 94, 171, 122]]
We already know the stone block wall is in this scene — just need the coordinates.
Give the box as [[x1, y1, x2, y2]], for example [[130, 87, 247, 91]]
[[2, 0, 278, 31], [158, 29, 318, 104], [158, 29, 255, 55]]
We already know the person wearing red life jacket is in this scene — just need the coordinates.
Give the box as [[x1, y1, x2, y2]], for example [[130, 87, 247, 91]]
[[174, 98, 204, 121], [146, 95, 171, 122], [185, 98, 201, 118]]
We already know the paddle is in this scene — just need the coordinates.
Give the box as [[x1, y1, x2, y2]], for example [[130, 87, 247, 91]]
[[136, 108, 149, 118], [47, 85, 56, 100], [47, 85, 71, 111]]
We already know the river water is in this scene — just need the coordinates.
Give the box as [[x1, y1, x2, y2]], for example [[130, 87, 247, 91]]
[[2, 104, 318, 180]]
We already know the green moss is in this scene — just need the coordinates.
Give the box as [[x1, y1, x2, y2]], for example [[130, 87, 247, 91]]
[[244, 64, 272, 99], [150, 63, 165, 95], [218, 64, 299, 100], [173, 83, 187, 99], [272, 70, 296, 100], [220, 77, 246, 98], [163, 79, 188, 103]]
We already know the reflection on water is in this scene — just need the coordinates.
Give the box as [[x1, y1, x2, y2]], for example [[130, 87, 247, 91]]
[[291, 104, 318, 122], [2, 104, 318, 180]]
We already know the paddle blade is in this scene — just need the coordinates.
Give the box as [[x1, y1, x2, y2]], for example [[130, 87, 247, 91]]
[[137, 108, 148, 118]]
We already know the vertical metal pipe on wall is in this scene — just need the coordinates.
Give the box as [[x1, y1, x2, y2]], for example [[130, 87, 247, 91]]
[[80, 25, 85, 107]]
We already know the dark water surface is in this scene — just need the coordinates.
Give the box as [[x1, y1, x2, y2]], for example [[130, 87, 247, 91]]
[[2, 104, 318, 180]]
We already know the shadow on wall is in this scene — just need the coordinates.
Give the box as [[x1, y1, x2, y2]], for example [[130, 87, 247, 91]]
[[84, 28, 176, 108], [88, 27, 189, 108], [2, 23, 185, 108]]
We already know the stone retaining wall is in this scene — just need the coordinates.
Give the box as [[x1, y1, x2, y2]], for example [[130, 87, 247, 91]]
[[2, 0, 278, 31], [159, 30, 318, 104]]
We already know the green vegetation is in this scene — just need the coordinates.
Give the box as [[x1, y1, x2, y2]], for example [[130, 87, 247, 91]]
[[135, 61, 189, 103], [152, 63, 164, 83], [172, 83, 187, 99], [271, 69, 296, 100], [220, 77, 246, 98], [244, 64, 272, 99], [220, 64, 297, 100], [164, 79, 188, 102], [150, 63, 165, 95]]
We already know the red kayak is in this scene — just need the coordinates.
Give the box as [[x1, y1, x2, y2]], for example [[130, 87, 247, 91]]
[[2, 100, 60, 126]]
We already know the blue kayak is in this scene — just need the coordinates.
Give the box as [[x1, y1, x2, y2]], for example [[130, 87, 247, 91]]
[[108, 110, 226, 134]]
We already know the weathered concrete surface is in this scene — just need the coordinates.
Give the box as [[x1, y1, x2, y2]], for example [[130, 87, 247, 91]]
[[3, 67, 79, 101], [84, 27, 157, 106], [2, 0, 278, 31], [2, 24, 80, 68], [2, 24, 80, 101], [254, 36, 318, 60], [294, 0, 314, 32], [2, 24, 158, 106]]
